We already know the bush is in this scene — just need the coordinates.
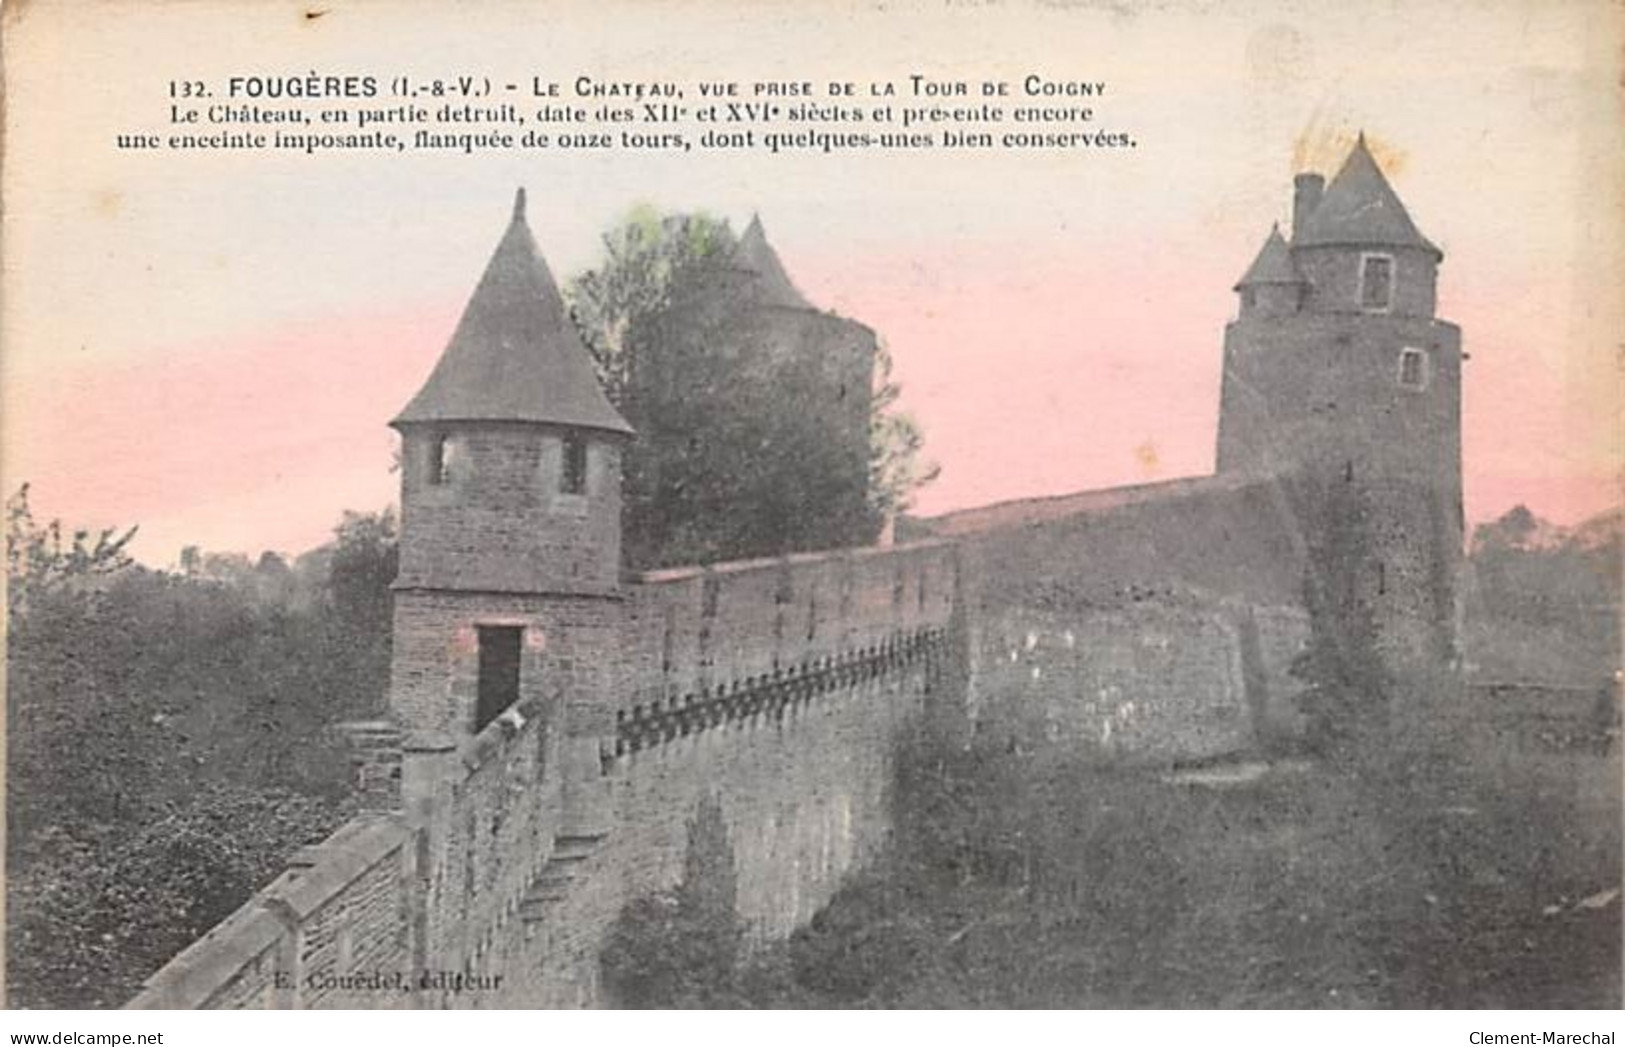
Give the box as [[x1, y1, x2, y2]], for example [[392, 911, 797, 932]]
[[7, 784, 351, 1008], [599, 796, 745, 1007]]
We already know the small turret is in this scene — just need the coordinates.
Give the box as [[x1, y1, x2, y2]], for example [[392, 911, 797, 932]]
[[1234, 224, 1305, 318], [391, 188, 632, 597], [385, 191, 631, 861], [387, 190, 635, 742]]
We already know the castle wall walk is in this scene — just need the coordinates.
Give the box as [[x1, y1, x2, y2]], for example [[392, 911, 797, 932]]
[[127, 540, 962, 1009]]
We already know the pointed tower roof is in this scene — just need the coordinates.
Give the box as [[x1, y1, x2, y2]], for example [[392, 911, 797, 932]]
[[1293, 134, 1441, 259], [735, 214, 813, 310], [393, 189, 632, 435], [1235, 224, 1305, 288]]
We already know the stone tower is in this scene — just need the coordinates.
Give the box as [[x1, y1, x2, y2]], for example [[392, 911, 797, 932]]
[[388, 189, 633, 791], [1215, 136, 1464, 684]]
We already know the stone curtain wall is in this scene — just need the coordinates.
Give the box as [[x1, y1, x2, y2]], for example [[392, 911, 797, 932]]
[[483, 541, 960, 1006], [126, 496, 1312, 1009], [954, 477, 1313, 759], [127, 500, 1313, 1009], [127, 540, 961, 1009], [623, 540, 957, 707], [975, 600, 1309, 761], [507, 653, 946, 1006], [980, 602, 1250, 761]]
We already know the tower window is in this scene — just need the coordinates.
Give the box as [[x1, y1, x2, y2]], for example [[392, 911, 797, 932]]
[[426, 435, 456, 486], [1359, 253, 1394, 311], [1397, 347, 1430, 390], [475, 625, 523, 732], [561, 435, 588, 495]]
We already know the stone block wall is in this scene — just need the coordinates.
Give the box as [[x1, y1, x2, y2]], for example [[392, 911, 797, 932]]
[[979, 601, 1264, 762], [396, 427, 624, 595], [624, 540, 957, 708], [128, 540, 961, 1010], [410, 698, 563, 996], [949, 476, 1313, 759], [504, 648, 948, 1006], [128, 816, 417, 1010], [495, 540, 959, 1005]]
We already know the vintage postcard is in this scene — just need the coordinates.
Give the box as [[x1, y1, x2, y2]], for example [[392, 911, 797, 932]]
[[2, 0, 1620, 1018]]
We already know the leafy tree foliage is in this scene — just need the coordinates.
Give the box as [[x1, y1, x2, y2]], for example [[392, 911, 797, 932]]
[[722, 719, 1619, 1008], [1462, 504, 1621, 687], [869, 343, 941, 525], [5, 491, 396, 1007], [568, 207, 937, 568], [1285, 473, 1391, 756], [599, 795, 745, 1007], [1469, 504, 1621, 626], [6, 483, 136, 616], [8, 785, 352, 1008], [569, 205, 735, 401]]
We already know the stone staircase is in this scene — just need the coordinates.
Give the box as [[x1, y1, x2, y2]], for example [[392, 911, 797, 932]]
[[519, 833, 607, 922]]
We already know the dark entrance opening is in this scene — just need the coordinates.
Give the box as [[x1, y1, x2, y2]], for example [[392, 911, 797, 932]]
[[475, 625, 523, 732]]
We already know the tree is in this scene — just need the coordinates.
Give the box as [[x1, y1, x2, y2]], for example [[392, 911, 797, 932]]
[[599, 795, 745, 1007], [568, 204, 735, 401], [567, 207, 938, 568], [1471, 504, 1541, 553], [327, 508, 398, 633], [8, 783, 351, 1008], [870, 341, 941, 523], [5, 495, 383, 1006], [6, 483, 137, 615], [1286, 472, 1391, 756], [6, 486, 155, 831]]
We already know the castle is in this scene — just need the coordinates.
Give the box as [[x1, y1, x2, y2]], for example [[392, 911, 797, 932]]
[[129, 137, 1462, 1008], [1218, 134, 1463, 679]]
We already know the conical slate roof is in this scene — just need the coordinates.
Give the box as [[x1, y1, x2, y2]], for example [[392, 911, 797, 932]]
[[1293, 134, 1441, 259], [393, 189, 632, 435], [735, 215, 813, 310], [1235, 225, 1304, 289]]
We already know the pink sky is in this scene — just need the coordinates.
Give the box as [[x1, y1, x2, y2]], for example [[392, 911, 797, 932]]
[[3, 1, 1619, 565], [8, 228, 1618, 565]]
